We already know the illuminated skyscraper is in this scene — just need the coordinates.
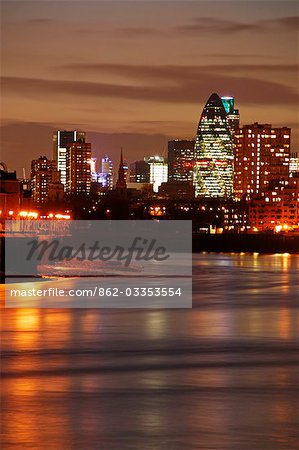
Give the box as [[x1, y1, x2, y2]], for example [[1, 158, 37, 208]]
[[168, 140, 195, 182], [65, 141, 91, 195], [194, 93, 234, 198], [53, 130, 86, 186]]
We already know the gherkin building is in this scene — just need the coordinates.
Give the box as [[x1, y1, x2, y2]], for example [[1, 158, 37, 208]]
[[193, 93, 234, 198]]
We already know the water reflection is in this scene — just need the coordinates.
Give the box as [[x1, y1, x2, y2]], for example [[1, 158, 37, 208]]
[[1, 254, 299, 450]]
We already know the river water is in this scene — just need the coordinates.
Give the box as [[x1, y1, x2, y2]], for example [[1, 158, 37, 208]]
[[1, 253, 299, 449]]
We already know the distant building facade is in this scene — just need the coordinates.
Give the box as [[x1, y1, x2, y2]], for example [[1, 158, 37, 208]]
[[129, 160, 150, 183], [159, 180, 195, 199], [65, 142, 91, 195], [53, 130, 86, 186], [0, 168, 21, 216], [234, 123, 291, 199], [89, 157, 97, 182], [145, 156, 168, 193], [31, 156, 62, 204], [20, 179, 32, 210], [101, 156, 113, 189], [96, 155, 113, 190], [290, 152, 299, 175], [168, 140, 195, 182]]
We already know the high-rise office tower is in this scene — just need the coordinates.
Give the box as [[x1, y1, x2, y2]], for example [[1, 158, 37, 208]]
[[234, 123, 291, 199], [65, 141, 91, 195], [168, 140, 195, 182], [221, 96, 240, 133], [193, 93, 234, 198], [145, 156, 168, 193], [129, 160, 150, 183], [53, 130, 86, 186], [31, 156, 62, 203]]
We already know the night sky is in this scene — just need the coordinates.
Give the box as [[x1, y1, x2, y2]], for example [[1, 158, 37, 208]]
[[1, 1, 298, 176]]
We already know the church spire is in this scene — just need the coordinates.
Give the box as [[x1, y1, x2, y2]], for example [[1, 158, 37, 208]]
[[116, 147, 127, 193]]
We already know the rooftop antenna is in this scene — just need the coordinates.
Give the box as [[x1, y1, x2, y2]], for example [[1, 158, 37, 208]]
[[23, 167, 26, 180]]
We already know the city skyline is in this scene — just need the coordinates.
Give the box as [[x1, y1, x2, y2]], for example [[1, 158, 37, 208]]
[[1, 4, 299, 450], [1, 1, 298, 176]]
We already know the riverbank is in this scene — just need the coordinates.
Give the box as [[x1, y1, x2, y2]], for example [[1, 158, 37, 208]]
[[192, 233, 299, 253]]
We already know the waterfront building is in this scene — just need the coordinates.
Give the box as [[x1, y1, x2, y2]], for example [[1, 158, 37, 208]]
[[234, 123, 291, 199], [248, 176, 299, 232], [168, 140, 195, 182], [53, 130, 86, 186], [30, 156, 62, 204], [194, 93, 234, 198], [65, 141, 91, 195]]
